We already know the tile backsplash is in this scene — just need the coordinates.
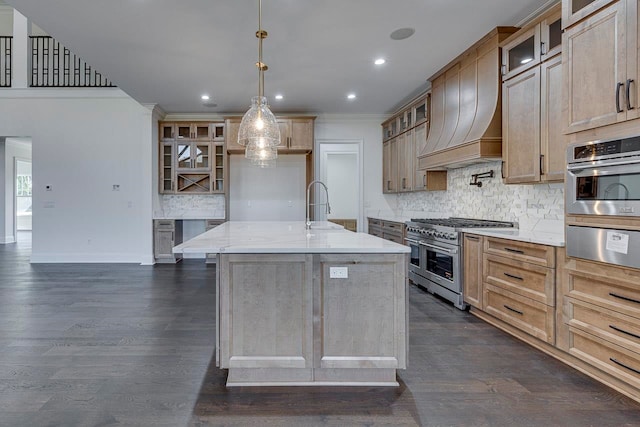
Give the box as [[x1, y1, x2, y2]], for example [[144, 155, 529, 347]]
[[155, 194, 226, 219], [396, 161, 564, 231]]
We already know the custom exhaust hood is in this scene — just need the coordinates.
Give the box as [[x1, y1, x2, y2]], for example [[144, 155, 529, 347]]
[[418, 27, 518, 170]]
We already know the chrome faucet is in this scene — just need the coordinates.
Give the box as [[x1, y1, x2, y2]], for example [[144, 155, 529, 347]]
[[306, 180, 331, 229]]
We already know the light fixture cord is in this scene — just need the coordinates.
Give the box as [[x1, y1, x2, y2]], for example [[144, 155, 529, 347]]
[[258, 0, 264, 98]]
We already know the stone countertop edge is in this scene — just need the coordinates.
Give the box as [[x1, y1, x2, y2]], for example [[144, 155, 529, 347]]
[[461, 228, 565, 247], [173, 221, 411, 254]]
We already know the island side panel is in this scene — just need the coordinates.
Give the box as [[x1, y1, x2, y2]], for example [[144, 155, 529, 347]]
[[219, 254, 314, 374], [314, 253, 408, 372]]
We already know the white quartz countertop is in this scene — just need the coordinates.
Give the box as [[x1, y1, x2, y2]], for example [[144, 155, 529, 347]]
[[461, 228, 565, 247], [173, 221, 411, 254]]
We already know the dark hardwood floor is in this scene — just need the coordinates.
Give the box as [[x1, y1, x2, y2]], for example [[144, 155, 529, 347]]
[[1, 233, 640, 426]]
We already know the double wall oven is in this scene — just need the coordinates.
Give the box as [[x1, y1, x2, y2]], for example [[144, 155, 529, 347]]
[[566, 137, 640, 270], [406, 218, 514, 310]]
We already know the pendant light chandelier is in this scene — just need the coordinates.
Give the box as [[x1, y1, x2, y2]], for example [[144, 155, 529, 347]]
[[237, 0, 280, 168]]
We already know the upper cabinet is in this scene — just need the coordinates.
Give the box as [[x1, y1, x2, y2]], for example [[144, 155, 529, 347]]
[[226, 116, 315, 153], [502, 5, 565, 184], [158, 121, 225, 194], [562, 0, 640, 134], [562, 0, 618, 28], [381, 93, 447, 193]]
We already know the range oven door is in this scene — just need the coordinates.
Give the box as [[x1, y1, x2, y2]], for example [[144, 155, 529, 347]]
[[419, 238, 460, 293], [404, 235, 424, 274], [567, 161, 640, 216]]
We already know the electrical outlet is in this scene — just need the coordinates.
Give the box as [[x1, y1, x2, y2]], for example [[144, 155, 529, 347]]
[[112, 184, 120, 191], [329, 266, 348, 279]]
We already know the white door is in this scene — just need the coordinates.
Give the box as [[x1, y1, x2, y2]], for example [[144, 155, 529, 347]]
[[317, 141, 363, 231]]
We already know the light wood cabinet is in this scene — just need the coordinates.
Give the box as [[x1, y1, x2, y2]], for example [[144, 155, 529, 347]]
[[477, 237, 557, 344], [226, 116, 315, 153], [159, 121, 225, 194], [559, 256, 640, 392], [563, 0, 631, 134], [501, 5, 565, 184], [153, 220, 183, 263], [563, 0, 618, 28], [381, 93, 447, 193], [463, 234, 484, 309], [382, 139, 398, 193]]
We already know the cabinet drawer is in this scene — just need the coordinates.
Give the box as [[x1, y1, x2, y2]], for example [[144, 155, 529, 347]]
[[483, 254, 555, 306], [568, 298, 640, 355], [368, 218, 382, 227], [154, 219, 175, 230], [206, 219, 224, 230], [383, 232, 404, 245], [484, 237, 555, 267], [565, 267, 640, 320], [382, 221, 404, 232], [569, 327, 640, 390], [483, 283, 554, 344]]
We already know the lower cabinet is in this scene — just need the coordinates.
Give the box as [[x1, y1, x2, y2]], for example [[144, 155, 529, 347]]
[[218, 253, 407, 385], [463, 234, 483, 309], [368, 217, 406, 245], [153, 220, 183, 263], [559, 257, 640, 392]]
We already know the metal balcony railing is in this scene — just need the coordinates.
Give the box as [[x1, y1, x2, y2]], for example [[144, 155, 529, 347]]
[[0, 36, 11, 87], [30, 36, 115, 87]]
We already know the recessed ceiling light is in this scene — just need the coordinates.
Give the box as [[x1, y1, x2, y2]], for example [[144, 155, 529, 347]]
[[275, 94, 283, 100], [347, 93, 356, 100], [201, 94, 210, 101], [390, 27, 415, 41], [374, 58, 386, 65]]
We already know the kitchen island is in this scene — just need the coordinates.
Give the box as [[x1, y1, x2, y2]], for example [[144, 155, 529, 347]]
[[173, 221, 409, 386]]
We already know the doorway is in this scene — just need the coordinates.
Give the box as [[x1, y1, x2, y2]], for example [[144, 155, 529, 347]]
[[317, 141, 363, 232]]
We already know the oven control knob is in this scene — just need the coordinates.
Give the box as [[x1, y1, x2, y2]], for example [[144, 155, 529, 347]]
[[435, 232, 443, 238], [447, 233, 456, 240]]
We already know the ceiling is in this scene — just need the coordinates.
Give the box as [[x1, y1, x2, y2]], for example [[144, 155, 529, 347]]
[[5, 0, 553, 115]]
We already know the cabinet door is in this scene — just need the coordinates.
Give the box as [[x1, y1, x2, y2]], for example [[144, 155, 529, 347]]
[[160, 122, 176, 141], [160, 143, 174, 193], [562, 0, 618, 29], [154, 228, 175, 259], [463, 234, 483, 309], [316, 254, 406, 369], [413, 123, 428, 191], [289, 118, 314, 150], [277, 120, 291, 150], [397, 133, 412, 192], [225, 118, 242, 153], [541, 54, 566, 182], [213, 144, 225, 193], [382, 139, 398, 193], [541, 10, 563, 59], [563, 1, 627, 133], [503, 66, 541, 184], [502, 24, 541, 80], [219, 254, 314, 370]]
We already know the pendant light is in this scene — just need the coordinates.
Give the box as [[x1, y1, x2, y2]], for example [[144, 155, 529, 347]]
[[237, 0, 280, 167]]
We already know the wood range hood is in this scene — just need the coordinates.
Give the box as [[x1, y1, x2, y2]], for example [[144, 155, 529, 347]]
[[418, 27, 518, 170]]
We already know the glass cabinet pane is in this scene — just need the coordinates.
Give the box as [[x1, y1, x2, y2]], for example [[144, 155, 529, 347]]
[[508, 36, 535, 71], [177, 144, 191, 168], [195, 125, 209, 139], [162, 125, 174, 140], [177, 125, 191, 139], [415, 103, 426, 122], [195, 145, 209, 168], [548, 18, 561, 52], [572, 0, 596, 14]]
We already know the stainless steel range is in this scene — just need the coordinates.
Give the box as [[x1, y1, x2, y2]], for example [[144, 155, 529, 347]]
[[405, 218, 515, 310]]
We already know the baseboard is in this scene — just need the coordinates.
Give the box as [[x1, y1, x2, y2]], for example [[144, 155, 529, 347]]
[[30, 252, 145, 263], [0, 235, 16, 244]]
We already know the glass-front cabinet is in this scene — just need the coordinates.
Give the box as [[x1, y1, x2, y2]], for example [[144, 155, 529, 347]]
[[159, 121, 225, 194], [562, 0, 616, 29]]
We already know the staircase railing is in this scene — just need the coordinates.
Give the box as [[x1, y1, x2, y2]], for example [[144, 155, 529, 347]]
[[0, 36, 11, 87], [30, 36, 115, 87]]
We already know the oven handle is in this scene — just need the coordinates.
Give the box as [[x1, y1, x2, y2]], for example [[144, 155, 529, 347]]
[[419, 241, 458, 255], [567, 159, 640, 172], [404, 238, 420, 245]]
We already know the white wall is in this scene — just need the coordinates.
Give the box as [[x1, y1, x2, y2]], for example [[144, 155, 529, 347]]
[[229, 154, 306, 221], [314, 114, 396, 219], [0, 138, 5, 242], [0, 89, 154, 263], [3, 138, 31, 241]]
